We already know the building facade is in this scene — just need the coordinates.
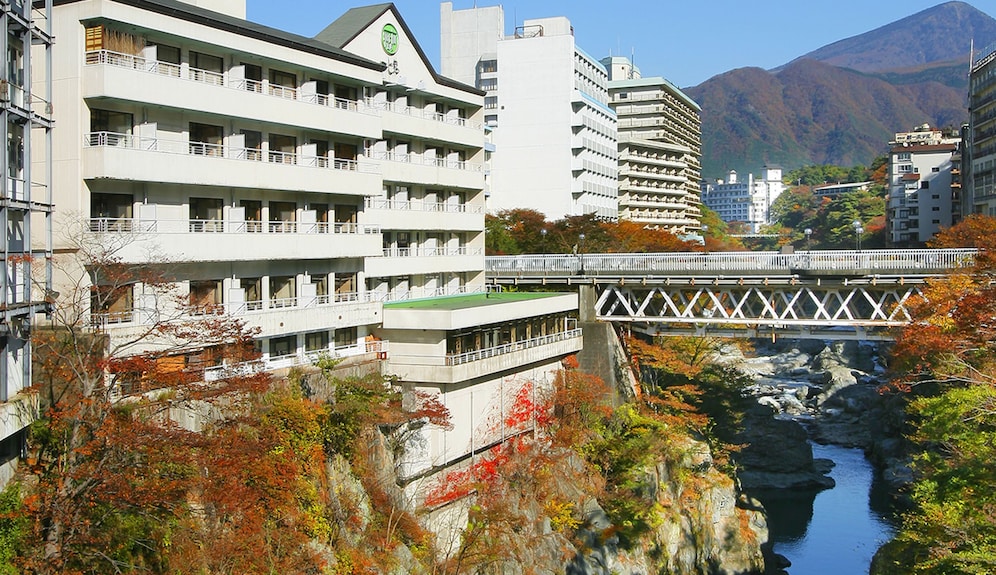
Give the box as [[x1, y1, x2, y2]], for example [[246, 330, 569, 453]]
[[441, 3, 618, 220], [603, 56, 702, 232], [50, 0, 579, 482], [700, 166, 783, 233], [968, 42, 996, 217], [1, 0, 53, 488], [886, 126, 960, 246]]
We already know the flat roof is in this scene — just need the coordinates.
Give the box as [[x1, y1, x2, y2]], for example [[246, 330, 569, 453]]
[[384, 291, 568, 311]]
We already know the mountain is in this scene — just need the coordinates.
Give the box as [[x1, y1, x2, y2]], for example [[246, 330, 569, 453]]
[[687, 1, 996, 179]]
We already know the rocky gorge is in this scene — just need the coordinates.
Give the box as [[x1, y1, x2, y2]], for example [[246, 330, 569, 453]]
[[720, 338, 909, 573]]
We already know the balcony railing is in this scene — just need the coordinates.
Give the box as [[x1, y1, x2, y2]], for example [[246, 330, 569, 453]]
[[87, 217, 380, 236], [370, 99, 483, 130], [445, 326, 582, 366], [203, 339, 389, 381], [365, 150, 482, 172], [84, 131, 381, 174], [371, 285, 488, 303], [381, 246, 482, 258], [364, 197, 482, 214]]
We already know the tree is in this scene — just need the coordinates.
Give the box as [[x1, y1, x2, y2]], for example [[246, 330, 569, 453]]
[[19, 221, 273, 573], [878, 215, 996, 574]]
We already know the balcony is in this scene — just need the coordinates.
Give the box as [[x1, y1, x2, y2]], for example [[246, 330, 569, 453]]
[[97, 292, 384, 352], [363, 197, 483, 231], [204, 339, 389, 381], [87, 216, 382, 263], [365, 246, 484, 277], [386, 328, 583, 384], [83, 132, 381, 196], [369, 151, 484, 190], [376, 101, 483, 147], [82, 50, 381, 138]]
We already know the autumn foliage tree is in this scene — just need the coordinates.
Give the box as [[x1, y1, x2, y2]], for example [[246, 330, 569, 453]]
[[875, 215, 996, 574]]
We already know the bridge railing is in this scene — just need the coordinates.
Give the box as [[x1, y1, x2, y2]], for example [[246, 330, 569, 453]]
[[486, 248, 977, 276]]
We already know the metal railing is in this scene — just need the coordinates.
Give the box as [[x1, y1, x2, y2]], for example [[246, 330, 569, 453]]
[[87, 217, 379, 236], [446, 326, 582, 366], [364, 197, 481, 214], [486, 249, 978, 277], [203, 339, 390, 381], [365, 150, 483, 172], [84, 49, 371, 113], [382, 246, 482, 258]]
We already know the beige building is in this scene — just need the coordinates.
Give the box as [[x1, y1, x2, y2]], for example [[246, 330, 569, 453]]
[[603, 56, 702, 232]]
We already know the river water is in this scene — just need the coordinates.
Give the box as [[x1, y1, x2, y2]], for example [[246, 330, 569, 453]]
[[755, 443, 899, 575]]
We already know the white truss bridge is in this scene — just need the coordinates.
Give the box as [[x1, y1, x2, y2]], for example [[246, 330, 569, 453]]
[[486, 249, 977, 340]]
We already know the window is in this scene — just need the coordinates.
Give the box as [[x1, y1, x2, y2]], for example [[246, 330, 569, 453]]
[[932, 167, 940, 172], [90, 193, 133, 229], [189, 123, 223, 156], [269, 276, 296, 306], [334, 326, 357, 349], [241, 130, 262, 161], [189, 280, 222, 313], [156, 44, 180, 64], [189, 197, 223, 232], [269, 69, 295, 88], [241, 200, 262, 232], [306, 331, 329, 352], [932, 194, 940, 199], [268, 134, 296, 163], [90, 109, 133, 142], [920, 181, 930, 190], [484, 96, 498, 110], [269, 336, 296, 358], [190, 51, 223, 73], [932, 219, 941, 224]]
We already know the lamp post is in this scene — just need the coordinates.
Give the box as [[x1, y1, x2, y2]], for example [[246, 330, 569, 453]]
[[852, 220, 863, 251], [539, 228, 547, 254], [804, 228, 812, 252], [577, 233, 586, 276]]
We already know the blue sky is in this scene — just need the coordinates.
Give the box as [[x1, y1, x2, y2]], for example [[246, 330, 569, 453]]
[[246, 1, 996, 88]]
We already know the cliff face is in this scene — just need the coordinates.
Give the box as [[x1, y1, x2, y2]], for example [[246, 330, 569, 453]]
[[569, 437, 767, 575]]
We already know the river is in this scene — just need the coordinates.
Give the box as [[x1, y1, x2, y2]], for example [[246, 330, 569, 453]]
[[755, 443, 899, 575]]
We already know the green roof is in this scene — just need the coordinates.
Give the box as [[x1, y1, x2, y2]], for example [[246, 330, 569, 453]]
[[313, 3, 393, 49], [384, 292, 568, 311]]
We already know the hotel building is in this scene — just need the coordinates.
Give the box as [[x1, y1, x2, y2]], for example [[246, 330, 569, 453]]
[[886, 126, 960, 246], [603, 56, 702, 232], [441, 3, 618, 220], [48, 0, 580, 479]]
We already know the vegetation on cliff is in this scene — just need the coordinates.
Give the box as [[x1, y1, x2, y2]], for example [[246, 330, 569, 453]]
[[874, 215, 996, 575]]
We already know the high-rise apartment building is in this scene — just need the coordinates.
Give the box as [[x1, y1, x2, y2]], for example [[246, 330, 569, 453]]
[[603, 56, 702, 232], [1, 0, 53, 488], [700, 167, 783, 233], [886, 125, 960, 246], [50, 0, 579, 484], [441, 3, 618, 220], [967, 41, 996, 217]]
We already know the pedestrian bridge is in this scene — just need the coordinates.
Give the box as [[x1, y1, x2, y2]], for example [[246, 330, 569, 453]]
[[486, 249, 977, 340]]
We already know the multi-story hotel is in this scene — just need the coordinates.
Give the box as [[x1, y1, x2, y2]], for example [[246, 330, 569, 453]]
[[441, 3, 618, 220], [48, 0, 580, 479], [700, 167, 783, 233], [602, 56, 702, 232], [886, 126, 960, 246], [967, 42, 996, 217], [1, 0, 53, 488]]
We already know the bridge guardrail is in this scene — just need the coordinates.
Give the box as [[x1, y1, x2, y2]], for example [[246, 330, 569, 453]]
[[486, 249, 978, 277]]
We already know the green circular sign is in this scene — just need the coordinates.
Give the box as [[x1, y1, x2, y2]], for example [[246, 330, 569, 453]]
[[381, 23, 399, 56]]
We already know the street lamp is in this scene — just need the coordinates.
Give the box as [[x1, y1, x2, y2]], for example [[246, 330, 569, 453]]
[[804, 228, 812, 252], [852, 220, 863, 251], [577, 233, 586, 276], [539, 228, 547, 254]]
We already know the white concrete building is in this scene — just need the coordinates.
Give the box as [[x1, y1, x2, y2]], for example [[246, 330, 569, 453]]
[[887, 126, 960, 246], [50, 0, 580, 479], [441, 3, 618, 220], [603, 56, 702, 232], [1, 0, 53, 488], [700, 166, 783, 233]]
